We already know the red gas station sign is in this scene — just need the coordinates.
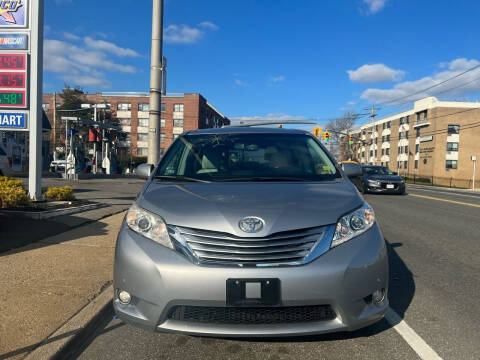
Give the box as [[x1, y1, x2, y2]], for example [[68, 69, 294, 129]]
[[0, 54, 27, 109]]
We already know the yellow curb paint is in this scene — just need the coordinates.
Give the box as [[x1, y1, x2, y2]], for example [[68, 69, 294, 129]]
[[409, 193, 480, 208]]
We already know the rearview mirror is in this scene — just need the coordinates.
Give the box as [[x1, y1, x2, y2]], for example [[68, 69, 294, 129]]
[[342, 162, 362, 178], [135, 163, 154, 179]]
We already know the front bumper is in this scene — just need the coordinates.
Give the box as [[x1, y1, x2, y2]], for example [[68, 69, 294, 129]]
[[367, 183, 405, 194], [113, 223, 389, 337]]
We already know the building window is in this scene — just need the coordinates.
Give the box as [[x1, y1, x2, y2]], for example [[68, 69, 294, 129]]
[[173, 134, 179, 140], [161, 118, 166, 127], [446, 160, 458, 169], [398, 161, 402, 169], [362, 151, 365, 158], [416, 128, 421, 137], [406, 130, 409, 138], [42, 103, 50, 110], [415, 160, 418, 169], [405, 145, 408, 154], [137, 147, 148, 156], [159, 148, 165, 156], [387, 121, 391, 129], [385, 161, 389, 168], [119, 118, 131, 126], [406, 115, 410, 124], [118, 103, 131, 110], [174, 119, 184, 128], [138, 103, 149, 111], [375, 150, 377, 157], [375, 125, 378, 131], [386, 148, 390, 155], [404, 160, 408, 169], [161, 103, 166, 112], [416, 144, 420, 153], [386, 135, 390, 141], [447, 125, 460, 135], [400, 117, 404, 125], [398, 146, 402, 154], [137, 133, 148, 142], [399, 133, 404, 140], [382, 136, 385, 142], [174, 104, 184, 112], [417, 110, 427, 121], [160, 133, 166, 142], [447, 142, 459, 151], [138, 118, 149, 127], [382, 149, 385, 155], [382, 123, 386, 129]]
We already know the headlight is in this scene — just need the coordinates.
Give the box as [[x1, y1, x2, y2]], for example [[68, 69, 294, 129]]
[[367, 179, 381, 187], [125, 204, 173, 249], [332, 202, 375, 248]]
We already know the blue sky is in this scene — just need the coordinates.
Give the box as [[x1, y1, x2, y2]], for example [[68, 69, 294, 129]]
[[43, 0, 480, 125]]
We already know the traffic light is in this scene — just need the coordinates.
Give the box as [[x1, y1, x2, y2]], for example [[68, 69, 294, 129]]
[[325, 131, 330, 141], [348, 135, 353, 145], [313, 126, 322, 137]]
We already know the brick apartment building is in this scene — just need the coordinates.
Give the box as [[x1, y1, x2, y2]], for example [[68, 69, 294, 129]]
[[348, 96, 480, 187], [42, 92, 229, 158]]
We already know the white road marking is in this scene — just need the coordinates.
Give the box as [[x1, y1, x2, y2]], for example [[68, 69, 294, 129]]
[[385, 308, 443, 360], [407, 185, 480, 200]]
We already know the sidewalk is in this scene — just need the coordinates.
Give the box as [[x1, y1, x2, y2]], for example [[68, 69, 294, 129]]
[[0, 212, 124, 360]]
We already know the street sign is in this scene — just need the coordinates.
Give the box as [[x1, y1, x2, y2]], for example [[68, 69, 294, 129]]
[[0, 33, 27, 49], [0, 110, 27, 130]]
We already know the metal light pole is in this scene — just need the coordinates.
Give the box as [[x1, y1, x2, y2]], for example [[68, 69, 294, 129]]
[[472, 155, 477, 190], [148, 0, 164, 165]]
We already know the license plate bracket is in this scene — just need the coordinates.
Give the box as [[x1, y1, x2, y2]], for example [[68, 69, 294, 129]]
[[226, 278, 280, 306], [386, 184, 395, 189]]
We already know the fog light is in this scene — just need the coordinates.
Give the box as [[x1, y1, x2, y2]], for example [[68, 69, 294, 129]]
[[118, 290, 131, 304], [372, 289, 385, 305]]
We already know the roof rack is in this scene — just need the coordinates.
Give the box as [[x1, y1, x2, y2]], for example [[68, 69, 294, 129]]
[[225, 120, 316, 127]]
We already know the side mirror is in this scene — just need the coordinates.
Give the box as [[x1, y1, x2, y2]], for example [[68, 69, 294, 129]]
[[135, 163, 154, 179], [342, 163, 362, 178]]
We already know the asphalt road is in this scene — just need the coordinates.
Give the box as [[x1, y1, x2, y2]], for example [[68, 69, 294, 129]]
[[75, 184, 480, 360]]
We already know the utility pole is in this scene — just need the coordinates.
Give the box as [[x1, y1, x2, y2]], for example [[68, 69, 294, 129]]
[[364, 105, 380, 165], [148, 0, 164, 165]]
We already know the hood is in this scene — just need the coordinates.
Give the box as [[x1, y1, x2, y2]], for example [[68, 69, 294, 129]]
[[365, 174, 404, 181], [137, 180, 363, 237]]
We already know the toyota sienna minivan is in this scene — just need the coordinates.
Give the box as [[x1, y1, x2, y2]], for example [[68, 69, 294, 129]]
[[113, 127, 389, 337]]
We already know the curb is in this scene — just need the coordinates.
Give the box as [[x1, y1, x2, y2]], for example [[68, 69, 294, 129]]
[[24, 285, 114, 360], [1, 202, 108, 220]]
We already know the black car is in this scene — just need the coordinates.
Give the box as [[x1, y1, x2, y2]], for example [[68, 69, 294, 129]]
[[350, 165, 406, 194]]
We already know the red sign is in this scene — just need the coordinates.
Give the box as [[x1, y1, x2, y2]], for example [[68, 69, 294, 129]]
[[0, 90, 26, 107], [0, 54, 26, 70], [0, 72, 25, 88]]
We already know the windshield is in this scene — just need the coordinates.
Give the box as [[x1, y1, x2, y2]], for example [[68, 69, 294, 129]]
[[155, 133, 341, 182], [362, 166, 394, 175]]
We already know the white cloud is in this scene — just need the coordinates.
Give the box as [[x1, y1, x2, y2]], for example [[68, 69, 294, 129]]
[[198, 21, 219, 31], [63, 32, 80, 41], [164, 22, 218, 44], [84, 37, 139, 57], [269, 75, 285, 84], [234, 79, 248, 87], [363, 0, 387, 14], [44, 37, 139, 89], [347, 101, 357, 106], [348, 63, 405, 83], [360, 58, 480, 104]]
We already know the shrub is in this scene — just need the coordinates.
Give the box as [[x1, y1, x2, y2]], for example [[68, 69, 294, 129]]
[[0, 176, 29, 208], [45, 186, 75, 201]]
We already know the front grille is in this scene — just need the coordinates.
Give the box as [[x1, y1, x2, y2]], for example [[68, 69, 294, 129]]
[[380, 182, 399, 189], [168, 305, 336, 324], [172, 226, 325, 265]]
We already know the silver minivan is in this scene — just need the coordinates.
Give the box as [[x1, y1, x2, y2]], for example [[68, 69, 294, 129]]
[[113, 127, 388, 337]]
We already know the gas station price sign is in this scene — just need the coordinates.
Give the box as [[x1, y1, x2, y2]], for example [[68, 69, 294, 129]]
[[0, 53, 27, 109], [0, 54, 26, 70]]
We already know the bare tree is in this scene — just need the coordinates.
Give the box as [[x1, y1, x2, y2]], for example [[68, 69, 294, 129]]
[[325, 111, 360, 161]]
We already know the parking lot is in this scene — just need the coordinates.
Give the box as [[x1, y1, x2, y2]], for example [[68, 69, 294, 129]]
[[73, 185, 480, 360]]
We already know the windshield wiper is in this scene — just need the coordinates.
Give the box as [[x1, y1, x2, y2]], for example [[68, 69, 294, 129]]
[[218, 176, 311, 182], [153, 175, 211, 183]]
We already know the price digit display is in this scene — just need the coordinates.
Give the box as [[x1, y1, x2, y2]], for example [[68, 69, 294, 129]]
[[0, 54, 26, 70], [0, 72, 25, 88], [0, 91, 25, 107]]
